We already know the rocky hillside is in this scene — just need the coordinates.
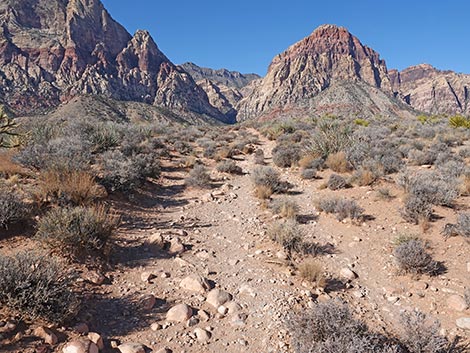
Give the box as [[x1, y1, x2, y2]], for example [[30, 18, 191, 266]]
[[0, 0, 232, 123], [390, 64, 470, 116], [237, 24, 407, 120]]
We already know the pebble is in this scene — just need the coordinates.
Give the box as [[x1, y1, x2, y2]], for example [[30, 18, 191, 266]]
[[447, 295, 468, 312], [194, 328, 211, 342], [146, 232, 165, 252], [198, 310, 210, 322], [141, 271, 156, 282], [141, 294, 157, 311], [62, 340, 99, 353], [340, 267, 358, 280], [33, 326, 58, 345], [87, 333, 104, 350], [166, 304, 193, 322], [206, 289, 232, 308], [150, 323, 162, 331], [180, 274, 211, 293], [117, 342, 146, 353], [83, 271, 106, 285], [169, 237, 185, 254]]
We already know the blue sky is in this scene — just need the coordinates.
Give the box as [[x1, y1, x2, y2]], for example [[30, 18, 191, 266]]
[[101, 0, 469, 76]]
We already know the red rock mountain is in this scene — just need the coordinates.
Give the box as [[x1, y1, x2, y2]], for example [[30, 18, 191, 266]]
[[237, 24, 405, 120], [390, 64, 470, 116], [0, 0, 231, 123]]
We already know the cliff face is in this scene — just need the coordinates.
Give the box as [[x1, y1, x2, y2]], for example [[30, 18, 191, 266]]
[[0, 0, 231, 123], [390, 64, 470, 116], [237, 24, 394, 120]]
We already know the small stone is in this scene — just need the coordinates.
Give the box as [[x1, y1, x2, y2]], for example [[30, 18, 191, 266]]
[[206, 289, 232, 308], [456, 317, 470, 330], [166, 304, 193, 322], [180, 274, 211, 293], [198, 310, 210, 322], [447, 295, 468, 312], [63, 340, 99, 353], [117, 343, 146, 353], [83, 271, 106, 285], [141, 272, 156, 282], [276, 251, 288, 260], [231, 313, 247, 327], [340, 268, 357, 280], [150, 323, 162, 331], [239, 339, 248, 346], [217, 305, 228, 315], [141, 294, 156, 311], [87, 333, 104, 350], [239, 284, 256, 297], [225, 301, 242, 314], [34, 326, 58, 345], [194, 328, 211, 342], [169, 237, 185, 254], [186, 317, 200, 327], [161, 272, 170, 278], [156, 349, 172, 353], [146, 232, 165, 252]]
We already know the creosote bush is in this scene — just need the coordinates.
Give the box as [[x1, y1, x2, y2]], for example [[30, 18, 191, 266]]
[[252, 166, 290, 194], [327, 173, 349, 190], [270, 198, 299, 219], [394, 239, 440, 276], [268, 221, 303, 254], [186, 165, 212, 188], [272, 145, 301, 168], [35, 206, 118, 260], [254, 149, 265, 165], [315, 197, 364, 222], [300, 168, 317, 180], [0, 188, 28, 228], [216, 160, 243, 175], [0, 252, 78, 323]]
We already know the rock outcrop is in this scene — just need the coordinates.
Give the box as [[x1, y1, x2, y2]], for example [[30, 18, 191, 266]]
[[237, 24, 400, 120], [390, 64, 470, 116], [0, 0, 232, 123]]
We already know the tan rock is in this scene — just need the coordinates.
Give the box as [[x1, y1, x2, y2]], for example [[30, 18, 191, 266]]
[[194, 328, 211, 342], [166, 304, 193, 322], [34, 326, 58, 345], [146, 232, 165, 251], [340, 268, 357, 280], [447, 295, 468, 312], [169, 237, 185, 254], [206, 289, 232, 308], [141, 294, 156, 311], [456, 317, 470, 330], [117, 343, 146, 353], [62, 340, 99, 353], [87, 332, 104, 350], [180, 275, 211, 293]]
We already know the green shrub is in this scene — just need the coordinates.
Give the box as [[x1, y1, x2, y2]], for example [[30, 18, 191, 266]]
[[35, 206, 118, 260], [354, 118, 369, 127], [449, 115, 470, 129], [0, 252, 78, 323]]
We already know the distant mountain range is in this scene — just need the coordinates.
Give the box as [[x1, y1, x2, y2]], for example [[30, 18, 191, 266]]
[[0, 0, 469, 123]]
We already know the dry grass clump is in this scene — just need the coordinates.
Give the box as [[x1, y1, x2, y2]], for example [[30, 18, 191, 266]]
[[352, 168, 378, 186], [327, 173, 349, 190], [315, 197, 364, 222], [35, 205, 119, 261], [252, 166, 290, 197], [268, 221, 304, 254], [298, 260, 325, 287], [186, 165, 212, 188], [0, 187, 29, 228], [325, 151, 350, 173], [254, 185, 273, 200], [0, 151, 29, 178], [37, 169, 105, 206], [0, 252, 79, 324], [394, 239, 440, 276], [270, 198, 299, 219], [216, 160, 243, 175]]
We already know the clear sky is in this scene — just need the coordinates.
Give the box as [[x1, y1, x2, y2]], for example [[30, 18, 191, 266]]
[[101, 0, 469, 76]]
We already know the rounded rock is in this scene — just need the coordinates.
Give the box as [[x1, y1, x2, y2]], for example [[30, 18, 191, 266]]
[[117, 343, 146, 353], [166, 304, 193, 322], [180, 275, 211, 294], [206, 288, 232, 308], [62, 340, 99, 353]]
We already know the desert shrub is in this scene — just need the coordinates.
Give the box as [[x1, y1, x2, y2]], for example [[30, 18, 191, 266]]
[[0, 112, 20, 148], [254, 149, 265, 165], [436, 160, 466, 179], [268, 221, 304, 254], [301, 168, 317, 180], [216, 160, 243, 175], [307, 120, 353, 158], [0, 252, 78, 323], [401, 194, 434, 224], [252, 166, 289, 193], [38, 169, 105, 206], [298, 260, 325, 287], [203, 143, 217, 159], [458, 147, 470, 158], [394, 239, 439, 275], [35, 206, 118, 260], [173, 141, 192, 155], [186, 165, 212, 188], [326, 152, 350, 173], [288, 301, 399, 353], [100, 150, 143, 192], [449, 115, 470, 129], [376, 188, 394, 200], [270, 198, 299, 219], [254, 185, 273, 199], [315, 197, 364, 221], [298, 155, 324, 170], [352, 167, 379, 186], [354, 118, 369, 127], [0, 151, 29, 178], [133, 152, 161, 179], [0, 188, 28, 228], [327, 173, 349, 190], [408, 148, 437, 166], [399, 309, 451, 353], [455, 213, 470, 238], [272, 145, 301, 168], [465, 289, 470, 308]]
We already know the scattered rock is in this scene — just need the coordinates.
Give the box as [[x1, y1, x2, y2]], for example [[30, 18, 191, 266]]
[[141, 271, 156, 282], [239, 284, 256, 297], [34, 326, 58, 345], [169, 237, 185, 254], [447, 295, 468, 312], [217, 305, 228, 315], [146, 232, 165, 252], [117, 343, 146, 353], [166, 304, 193, 322], [456, 317, 470, 330], [225, 301, 241, 314], [194, 328, 211, 342], [63, 340, 99, 353], [198, 310, 210, 322], [180, 274, 211, 293], [87, 333, 104, 350], [83, 271, 106, 285], [231, 313, 247, 327], [206, 289, 232, 308], [187, 317, 200, 327], [340, 268, 357, 280], [141, 294, 157, 311], [156, 349, 172, 353]]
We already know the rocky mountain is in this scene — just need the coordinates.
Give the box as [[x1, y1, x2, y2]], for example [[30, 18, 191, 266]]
[[179, 62, 260, 90], [237, 24, 405, 120], [0, 0, 232, 123], [390, 64, 470, 116]]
